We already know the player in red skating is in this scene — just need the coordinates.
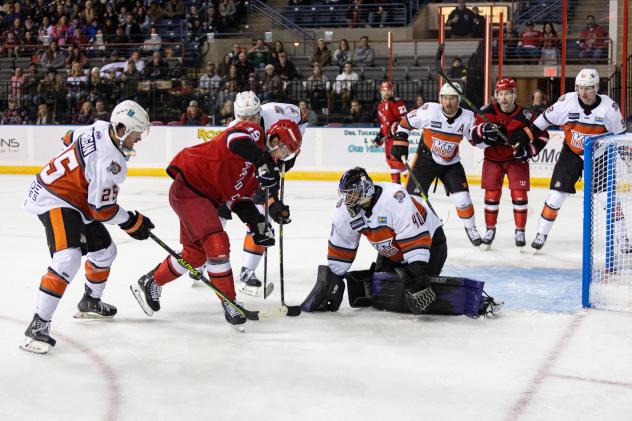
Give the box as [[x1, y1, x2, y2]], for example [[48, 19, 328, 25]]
[[373, 81, 408, 183], [131, 93, 299, 332], [469, 78, 549, 248]]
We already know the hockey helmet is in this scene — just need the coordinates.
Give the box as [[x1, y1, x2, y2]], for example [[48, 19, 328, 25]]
[[380, 81, 393, 99], [338, 167, 375, 216], [267, 119, 302, 161], [110, 100, 150, 159], [439, 82, 462, 102], [495, 78, 517, 93], [575, 69, 599, 91], [234, 91, 261, 119]]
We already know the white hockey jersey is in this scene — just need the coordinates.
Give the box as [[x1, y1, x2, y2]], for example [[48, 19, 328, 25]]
[[23, 120, 130, 225], [534, 92, 626, 156], [229, 102, 308, 136], [396, 102, 474, 166], [327, 183, 443, 276]]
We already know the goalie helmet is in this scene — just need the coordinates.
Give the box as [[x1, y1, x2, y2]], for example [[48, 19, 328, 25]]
[[266, 119, 302, 161], [234, 90, 261, 119], [575, 68, 599, 91], [110, 100, 150, 159], [439, 82, 462, 102], [338, 167, 375, 217]]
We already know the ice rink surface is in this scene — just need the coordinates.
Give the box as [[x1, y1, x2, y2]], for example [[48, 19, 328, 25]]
[[1, 175, 632, 421]]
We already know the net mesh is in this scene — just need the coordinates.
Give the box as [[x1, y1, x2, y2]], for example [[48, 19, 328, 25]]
[[587, 136, 632, 311]]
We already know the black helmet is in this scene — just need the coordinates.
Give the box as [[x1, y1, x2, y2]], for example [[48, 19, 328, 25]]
[[338, 167, 375, 216]]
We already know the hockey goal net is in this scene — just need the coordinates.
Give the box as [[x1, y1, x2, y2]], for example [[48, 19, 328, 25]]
[[583, 133, 632, 311]]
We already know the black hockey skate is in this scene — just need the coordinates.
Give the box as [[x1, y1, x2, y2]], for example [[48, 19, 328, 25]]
[[465, 227, 483, 246], [481, 228, 496, 247], [20, 313, 56, 354], [531, 233, 547, 251], [130, 267, 162, 317], [514, 229, 526, 248], [74, 285, 117, 319], [221, 299, 246, 333]]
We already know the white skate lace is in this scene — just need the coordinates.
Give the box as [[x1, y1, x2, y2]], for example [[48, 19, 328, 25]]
[[148, 280, 162, 301], [483, 230, 495, 241], [466, 227, 481, 240], [515, 231, 525, 241], [534, 233, 546, 244], [32, 318, 50, 335], [240, 268, 255, 283], [223, 301, 242, 318]]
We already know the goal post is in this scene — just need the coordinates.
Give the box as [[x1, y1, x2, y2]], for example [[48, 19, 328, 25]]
[[582, 133, 632, 310]]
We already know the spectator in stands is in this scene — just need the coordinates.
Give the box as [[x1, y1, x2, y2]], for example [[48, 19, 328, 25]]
[[86, 19, 99, 40], [415, 94, 425, 108], [1, 95, 27, 125], [310, 39, 332, 67], [368, 3, 388, 28], [299, 100, 319, 126], [110, 25, 130, 45], [334, 62, 359, 111], [130, 50, 145, 73], [65, 45, 88, 70], [103, 18, 117, 37], [178, 100, 209, 125], [125, 14, 143, 44], [218, 79, 238, 106], [72, 100, 95, 125], [217, 99, 234, 125], [144, 51, 170, 80], [261, 64, 283, 103], [10, 67, 26, 106], [105, 49, 122, 65], [200, 62, 223, 93], [120, 61, 141, 101], [306, 64, 328, 112], [448, 57, 467, 81], [235, 51, 255, 88], [503, 20, 519, 61], [83, 1, 96, 25], [447, 0, 474, 38], [1, 32, 19, 58], [35, 104, 57, 125], [579, 15, 608, 63], [206, 6, 220, 33], [66, 62, 89, 111], [170, 78, 195, 109], [228, 43, 242, 63], [530, 90, 547, 116], [143, 26, 162, 52], [50, 16, 70, 46], [136, 6, 151, 32], [351, 36, 375, 67], [35, 68, 62, 110], [344, 99, 371, 124], [248, 39, 270, 69], [22, 63, 42, 109], [275, 51, 299, 81], [103, 3, 117, 23], [217, 53, 232, 77], [148, 1, 165, 23], [94, 100, 110, 121], [39, 41, 66, 70], [166, 0, 185, 20], [517, 21, 542, 64], [67, 26, 88, 48], [219, 0, 237, 32], [270, 40, 286, 65], [20, 30, 41, 57], [540, 22, 559, 65], [346, 0, 365, 29], [471, 7, 485, 38]]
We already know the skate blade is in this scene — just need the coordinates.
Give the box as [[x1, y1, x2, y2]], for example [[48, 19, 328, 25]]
[[129, 284, 154, 317], [240, 284, 260, 297], [517, 246, 525, 253], [20, 337, 53, 354], [263, 282, 274, 298], [73, 311, 115, 319], [230, 324, 246, 333], [481, 244, 492, 251]]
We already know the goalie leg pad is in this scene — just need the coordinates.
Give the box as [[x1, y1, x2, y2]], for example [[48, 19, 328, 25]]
[[370, 271, 408, 312], [301, 266, 345, 312], [344, 266, 374, 308]]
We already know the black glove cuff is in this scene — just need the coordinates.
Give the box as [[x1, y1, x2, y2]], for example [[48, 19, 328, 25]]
[[231, 200, 260, 227], [118, 211, 136, 229]]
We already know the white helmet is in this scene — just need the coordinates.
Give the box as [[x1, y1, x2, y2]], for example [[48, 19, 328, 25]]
[[234, 91, 261, 119], [110, 100, 150, 141], [575, 69, 599, 91], [439, 82, 462, 102]]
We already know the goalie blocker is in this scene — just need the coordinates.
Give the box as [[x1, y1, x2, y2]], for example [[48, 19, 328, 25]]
[[301, 265, 501, 318]]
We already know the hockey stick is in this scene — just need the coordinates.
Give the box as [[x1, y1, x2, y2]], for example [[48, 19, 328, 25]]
[[263, 188, 272, 298], [402, 160, 439, 218], [278, 162, 301, 316], [149, 232, 291, 321], [435, 43, 517, 148]]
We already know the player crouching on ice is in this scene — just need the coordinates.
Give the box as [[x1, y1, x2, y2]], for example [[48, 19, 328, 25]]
[[131, 94, 300, 331], [301, 168, 501, 317], [20, 100, 154, 354]]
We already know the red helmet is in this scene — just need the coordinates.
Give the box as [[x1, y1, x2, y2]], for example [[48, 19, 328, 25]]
[[267, 119, 302, 156], [495, 78, 517, 92], [380, 81, 393, 91]]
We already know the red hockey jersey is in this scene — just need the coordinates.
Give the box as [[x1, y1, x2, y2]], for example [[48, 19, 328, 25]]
[[377, 98, 407, 138], [476, 102, 548, 162], [167, 120, 265, 207]]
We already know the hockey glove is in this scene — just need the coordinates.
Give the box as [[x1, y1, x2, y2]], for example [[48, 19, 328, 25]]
[[251, 214, 275, 247], [510, 126, 536, 147], [255, 152, 280, 190], [391, 132, 409, 162], [513, 142, 538, 161], [269, 199, 291, 224], [372, 134, 384, 147], [472, 123, 502, 146], [119, 211, 154, 240]]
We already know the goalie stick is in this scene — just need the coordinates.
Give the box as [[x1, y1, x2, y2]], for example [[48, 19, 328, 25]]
[[148, 232, 300, 320]]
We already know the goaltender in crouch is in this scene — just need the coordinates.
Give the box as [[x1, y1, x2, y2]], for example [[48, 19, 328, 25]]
[[301, 167, 500, 317]]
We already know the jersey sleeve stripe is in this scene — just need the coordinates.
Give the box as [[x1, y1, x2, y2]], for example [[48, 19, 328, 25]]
[[399, 232, 432, 253], [399, 115, 415, 131], [328, 241, 358, 263], [225, 130, 252, 148], [89, 203, 120, 221]]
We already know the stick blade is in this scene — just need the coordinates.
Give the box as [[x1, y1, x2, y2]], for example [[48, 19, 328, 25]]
[[264, 282, 274, 298], [285, 305, 302, 317]]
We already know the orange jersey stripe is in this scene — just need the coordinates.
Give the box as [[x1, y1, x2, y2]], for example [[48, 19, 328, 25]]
[[49, 208, 68, 251], [361, 226, 404, 262], [40, 271, 68, 297], [85, 260, 110, 283], [327, 241, 357, 263], [243, 233, 265, 255], [398, 232, 432, 253]]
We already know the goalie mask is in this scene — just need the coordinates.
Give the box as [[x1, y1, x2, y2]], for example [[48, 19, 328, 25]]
[[338, 167, 375, 217], [110, 100, 150, 160]]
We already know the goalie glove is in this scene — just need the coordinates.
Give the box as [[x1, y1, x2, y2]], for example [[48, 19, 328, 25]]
[[513, 142, 538, 161]]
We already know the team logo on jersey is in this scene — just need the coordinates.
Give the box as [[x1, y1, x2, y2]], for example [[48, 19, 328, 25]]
[[457, 124, 464, 134], [569, 130, 586, 150], [568, 113, 580, 120], [431, 121, 442, 128], [106, 160, 122, 174], [274, 106, 284, 114], [378, 216, 387, 225], [594, 116, 604, 123], [127, 110, 136, 117], [350, 218, 364, 230], [430, 137, 458, 159], [393, 191, 405, 203], [371, 239, 399, 257]]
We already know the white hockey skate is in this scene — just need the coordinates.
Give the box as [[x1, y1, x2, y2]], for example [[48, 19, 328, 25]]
[[20, 314, 56, 354], [514, 229, 526, 250], [481, 228, 496, 250], [531, 232, 548, 253], [465, 227, 482, 247], [239, 267, 274, 297]]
